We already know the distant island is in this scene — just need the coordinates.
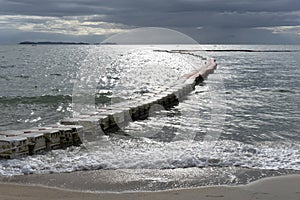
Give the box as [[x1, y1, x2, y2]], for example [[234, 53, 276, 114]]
[[19, 41, 117, 45]]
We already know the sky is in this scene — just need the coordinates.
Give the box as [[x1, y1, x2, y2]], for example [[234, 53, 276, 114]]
[[0, 0, 300, 44]]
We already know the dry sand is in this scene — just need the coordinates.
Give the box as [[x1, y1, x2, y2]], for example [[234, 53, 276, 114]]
[[0, 175, 299, 200]]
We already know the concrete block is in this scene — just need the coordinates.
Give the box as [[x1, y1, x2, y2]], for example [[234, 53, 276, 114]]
[[0, 136, 29, 159], [102, 110, 125, 126], [79, 111, 100, 116], [47, 127, 74, 148], [0, 130, 24, 137], [109, 106, 132, 122], [60, 118, 82, 125], [37, 127, 62, 150], [25, 132, 46, 155], [50, 124, 83, 146]]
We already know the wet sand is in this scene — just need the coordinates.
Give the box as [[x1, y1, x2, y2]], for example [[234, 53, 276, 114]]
[[1, 167, 298, 192], [0, 175, 299, 200]]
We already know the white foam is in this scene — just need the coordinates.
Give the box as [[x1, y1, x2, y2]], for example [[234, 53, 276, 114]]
[[0, 138, 299, 176]]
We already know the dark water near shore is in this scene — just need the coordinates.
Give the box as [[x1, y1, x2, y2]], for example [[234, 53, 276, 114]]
[[0, 45, 299, 186]]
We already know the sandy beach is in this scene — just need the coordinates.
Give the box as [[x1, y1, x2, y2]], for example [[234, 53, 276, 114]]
[[0, 175, 299, 200]]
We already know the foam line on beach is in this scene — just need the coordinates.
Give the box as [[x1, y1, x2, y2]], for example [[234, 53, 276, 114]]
[[0, 175, 299, 200]]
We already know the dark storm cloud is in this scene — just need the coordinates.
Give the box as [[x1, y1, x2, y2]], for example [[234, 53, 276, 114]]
[[1, 0, 300, 16], [100, 10, 300, 28], [0, 0, 299, 43], [1, 0, 299, 30]]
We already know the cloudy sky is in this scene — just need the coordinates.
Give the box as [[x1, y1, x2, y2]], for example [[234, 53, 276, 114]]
[[0, 0, 300, 44]]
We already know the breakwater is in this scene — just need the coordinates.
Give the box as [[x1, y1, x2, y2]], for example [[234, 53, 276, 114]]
[[0, 59, 217, 159]]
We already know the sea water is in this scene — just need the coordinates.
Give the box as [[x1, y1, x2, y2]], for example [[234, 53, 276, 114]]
[[0, 45, 299, 183]]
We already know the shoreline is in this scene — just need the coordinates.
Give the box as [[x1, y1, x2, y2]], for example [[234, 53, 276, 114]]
[[0, 167, 299, 192], [0, 174, 299, 200]]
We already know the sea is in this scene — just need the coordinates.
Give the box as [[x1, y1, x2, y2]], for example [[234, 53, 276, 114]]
[[0, 44, 299, 191]]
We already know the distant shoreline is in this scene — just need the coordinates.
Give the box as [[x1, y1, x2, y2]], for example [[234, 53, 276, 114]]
[[19, 41, 117, 45]]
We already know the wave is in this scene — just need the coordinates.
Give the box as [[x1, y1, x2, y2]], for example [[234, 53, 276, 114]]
[[0, 139, 299, 176], [50, 73, 62, 76], [15, 75, 30, 79], [0, 65, 15, 69], [0, 95, 112, 104], [260, 88, 298, 94], [0, 76, 9, 81], [0, 95, 71, 104]]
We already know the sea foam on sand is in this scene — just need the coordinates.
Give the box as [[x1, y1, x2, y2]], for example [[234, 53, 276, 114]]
[[0, 175, 299, 200]]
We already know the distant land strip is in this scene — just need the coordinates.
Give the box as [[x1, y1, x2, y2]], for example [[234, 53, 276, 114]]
[[154, 49, 300, 53], [203, 49, 300, 52], [19, 41, 116, 45], [18, 42, 300, 52]]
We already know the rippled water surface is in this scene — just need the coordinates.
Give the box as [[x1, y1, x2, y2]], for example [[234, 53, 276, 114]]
[[0, 45, 299, 178]]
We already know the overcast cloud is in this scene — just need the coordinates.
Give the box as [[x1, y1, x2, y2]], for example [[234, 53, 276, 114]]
[[0, 0, 299, 44]]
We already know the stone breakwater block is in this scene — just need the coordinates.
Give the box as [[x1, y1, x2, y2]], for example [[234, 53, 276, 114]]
[[145, 99, 161, 114], [25, 132, 46, 155], [68, 117, 103, 142], [109, 106, 132, 121], [194, 73, 205, 84], [136, 97, 152, 112], [154, 94, 168, 106], [74, 117, 103, 133], [45, 126, 74, 148], [149, 96, 162, 105], [49, 124, 84, 133], [148, 97, 162, 107], [0, 136, 15, 154], [133, 99, 154, 118], [156, 92, 170, 104], [166, 88, 181, 100], [0, 136, 11, 153], [74, 114, 110, 131], [136, 101, 148, 116], [36, 128, 62, 150], [170, 86, 185, 99], [79, 111, 100, 116], [21, 128, 47, 155], [0, 130, 24, 137], [185, 72, 203, 87], [109, 104, 136, 120], [95, 115, 110, 131], [0, 136, 29, 159], [179, 84, 194, 95], [48, 124, 83, 146], [120, 102, 143, 120], [143, 97, 156, 107], [12, 136, 30, 154], [185, 74, 198, 86], [160, 91, 176, 103], [0, 134, 29, 158], [144, 99, 156, 110], [134, 97, 151, 110], [102, 110, 125, 126], [61, 115, 101, 124], [61, 118, 82, 125], [123, 102, 140, 120]]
